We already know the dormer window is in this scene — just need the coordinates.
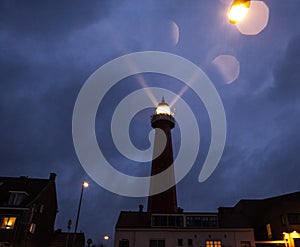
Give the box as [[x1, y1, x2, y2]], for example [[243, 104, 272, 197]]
[[8, 191, 28, 206]]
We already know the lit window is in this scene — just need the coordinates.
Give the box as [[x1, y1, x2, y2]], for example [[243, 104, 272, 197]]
[[29, 223, 36, 234], [266, 223, 272, 239], [241, 241, 251, 247], [0, 217, 17, 229], [150, 240, 165, 247], [8, 191, 28, 206], [206, 241, 213, 247], [206, 240, 221, 247]]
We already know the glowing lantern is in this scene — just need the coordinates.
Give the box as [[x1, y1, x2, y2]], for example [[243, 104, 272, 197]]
[[155, 97, 172, 116], [228, 0, 251, 24]]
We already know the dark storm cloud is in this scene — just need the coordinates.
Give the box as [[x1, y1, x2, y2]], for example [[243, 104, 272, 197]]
[[0, 0, 112, 39], [208, 33, 300, 206], [271, 34, 300, 101]]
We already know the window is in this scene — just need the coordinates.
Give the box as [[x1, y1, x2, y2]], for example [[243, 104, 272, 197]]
[[39, 204, 44, 213], [0, 217, 17, 229], [266, 223, 272, 239], [288, 214, 300, 225], [8, 191, 28, 206], [150, 240, 165, 247], [178, 239, 183, 246], [281, 215, 286, 225], [29, 223, 36, 234], [206, 240, 221, 247], [241, 241, 251, 247], [20, 210, 31, 224], [186, 215, 218, 228], [188, 239, 193, 246], [119, 239, 129, 247], [152, 215, 183, 227]]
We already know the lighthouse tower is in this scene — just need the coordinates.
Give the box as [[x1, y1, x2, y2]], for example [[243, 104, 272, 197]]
[[147, 97, 178, 213]]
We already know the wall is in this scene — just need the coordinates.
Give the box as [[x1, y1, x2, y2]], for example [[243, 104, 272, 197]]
[[115, 228, 255, 247]]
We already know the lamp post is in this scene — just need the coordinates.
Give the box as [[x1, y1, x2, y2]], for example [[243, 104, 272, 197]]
[[103, 235, 111, 247], [74, 181, 89, 233]]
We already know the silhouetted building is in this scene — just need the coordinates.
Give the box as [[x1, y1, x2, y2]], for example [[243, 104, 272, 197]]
[[0, 173, 85, 247], [0, 173, 57, 247], [219, 191, 300, 247], [49, 230, 85, 247]]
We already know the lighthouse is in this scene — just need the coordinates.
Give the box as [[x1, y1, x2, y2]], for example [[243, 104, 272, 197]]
[[147, 97, 178, 213]]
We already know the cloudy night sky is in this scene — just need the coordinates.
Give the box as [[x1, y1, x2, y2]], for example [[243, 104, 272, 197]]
[[1, 0, 300, 244]]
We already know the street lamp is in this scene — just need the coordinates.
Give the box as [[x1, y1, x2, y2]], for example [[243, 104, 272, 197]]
[[104, 235, 111, 247], [74, 181, 89, 233], [228, 0, 251, 24]]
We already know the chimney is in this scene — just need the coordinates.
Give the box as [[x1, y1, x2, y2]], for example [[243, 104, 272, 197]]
[[49, 173, 56, 181]]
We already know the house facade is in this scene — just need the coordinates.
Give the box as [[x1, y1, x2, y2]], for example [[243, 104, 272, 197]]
[[219, 192, 300, 247], [0, 173, 58, 247], [115, 210, 255, 247]]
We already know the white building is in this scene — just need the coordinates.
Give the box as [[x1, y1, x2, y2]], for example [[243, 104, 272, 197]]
[[115, 211, 255, 247]]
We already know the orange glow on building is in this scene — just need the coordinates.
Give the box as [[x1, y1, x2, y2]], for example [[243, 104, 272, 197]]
[[283, 231, 300, 247]]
